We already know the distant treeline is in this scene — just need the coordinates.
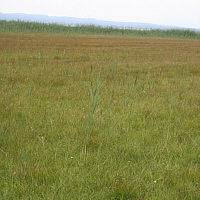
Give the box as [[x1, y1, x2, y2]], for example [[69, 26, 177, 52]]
[[0, 20, 200, 39]]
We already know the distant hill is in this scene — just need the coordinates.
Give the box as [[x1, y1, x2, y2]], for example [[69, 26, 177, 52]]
[[1, 12, 199, 31]]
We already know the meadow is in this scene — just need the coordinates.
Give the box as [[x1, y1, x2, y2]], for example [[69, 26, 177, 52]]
[[0, 23, 200, 199]]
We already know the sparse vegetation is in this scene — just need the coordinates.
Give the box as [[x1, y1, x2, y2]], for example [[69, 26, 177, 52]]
[[0, 26, 200, 199]]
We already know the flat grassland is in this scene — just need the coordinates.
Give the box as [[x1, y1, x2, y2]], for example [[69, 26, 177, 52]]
[[1, 33, 200, 199]]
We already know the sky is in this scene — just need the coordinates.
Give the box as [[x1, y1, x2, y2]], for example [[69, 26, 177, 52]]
[[1, 0, 200, 29]]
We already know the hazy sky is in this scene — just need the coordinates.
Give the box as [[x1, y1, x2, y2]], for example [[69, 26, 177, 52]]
[[1, 0, 200, 28]]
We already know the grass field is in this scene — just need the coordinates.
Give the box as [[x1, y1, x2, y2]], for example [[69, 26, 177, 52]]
[[0, 31, 200, 199]]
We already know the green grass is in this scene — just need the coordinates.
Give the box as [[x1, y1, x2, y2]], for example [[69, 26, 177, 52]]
[[0, 33, 200, 199], [1, 20, 200, 39]]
